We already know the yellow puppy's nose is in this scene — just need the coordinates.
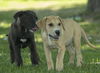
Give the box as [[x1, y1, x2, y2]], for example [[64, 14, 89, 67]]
[[55, 30, 60, 36]]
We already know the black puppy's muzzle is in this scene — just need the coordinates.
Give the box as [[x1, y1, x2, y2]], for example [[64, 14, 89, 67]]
[[29, 26, 38, 32], [32, 26, 38, 31]]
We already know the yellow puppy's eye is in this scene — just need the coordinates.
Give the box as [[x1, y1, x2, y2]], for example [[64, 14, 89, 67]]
[[49, 23, 53, 27], [58, 23, 61, 26]]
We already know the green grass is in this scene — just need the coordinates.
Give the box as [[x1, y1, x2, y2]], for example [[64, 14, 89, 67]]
[[0, 0, 100, 73]]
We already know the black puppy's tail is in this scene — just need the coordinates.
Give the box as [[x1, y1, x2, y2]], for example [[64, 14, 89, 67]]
[[6, 34, 8, 36]]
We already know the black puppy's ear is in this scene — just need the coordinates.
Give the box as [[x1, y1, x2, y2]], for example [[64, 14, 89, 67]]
[[16, 17, 20, 25], [14, 17, 21, 31], [14, 11, 24, 19]]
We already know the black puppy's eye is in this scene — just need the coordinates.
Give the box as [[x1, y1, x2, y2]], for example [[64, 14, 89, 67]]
[[49, 23, 53, 27], [58, 23, 61, 26]]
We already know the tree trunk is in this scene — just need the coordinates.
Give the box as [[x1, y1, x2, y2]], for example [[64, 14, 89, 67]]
[[87, 0, 100, 13]]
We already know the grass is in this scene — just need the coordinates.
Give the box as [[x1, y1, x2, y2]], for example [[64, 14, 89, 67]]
[[0, 0, 100, 73]]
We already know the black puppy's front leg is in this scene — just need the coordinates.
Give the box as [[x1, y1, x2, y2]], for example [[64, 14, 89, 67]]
[[29, 40, 39, 65], [9, 44, 15, 64], [13, 45, 23, 66]]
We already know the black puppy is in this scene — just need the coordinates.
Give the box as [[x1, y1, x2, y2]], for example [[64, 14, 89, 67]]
[[8, 10, 39, 66]]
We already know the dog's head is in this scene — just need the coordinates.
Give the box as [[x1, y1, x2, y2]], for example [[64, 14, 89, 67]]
[[36, 16, 65, 40], [14, 10, 38, 32]]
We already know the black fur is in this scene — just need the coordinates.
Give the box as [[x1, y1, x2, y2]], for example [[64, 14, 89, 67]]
[[8, 10, 39, 66]]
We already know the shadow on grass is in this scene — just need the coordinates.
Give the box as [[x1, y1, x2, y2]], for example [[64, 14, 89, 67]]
[[0, 4, 86, 22]]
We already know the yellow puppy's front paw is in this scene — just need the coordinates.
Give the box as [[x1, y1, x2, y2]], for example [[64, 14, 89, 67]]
[[76, 63, 81, 67], [48, 66, 54, 71], [68, 60, 74, 65], [76, 61, 82, 67], [48, 63, 54, 71], [56, 63, 63, 71], [76, 56, 83, 67]]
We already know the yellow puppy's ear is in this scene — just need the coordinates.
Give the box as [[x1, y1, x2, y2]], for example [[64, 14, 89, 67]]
[[36, 17, 47, 29], [57, 16, 65, 31]]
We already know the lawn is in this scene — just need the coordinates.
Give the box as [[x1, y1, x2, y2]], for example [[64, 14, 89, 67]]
[[0, 0, 100, 73]]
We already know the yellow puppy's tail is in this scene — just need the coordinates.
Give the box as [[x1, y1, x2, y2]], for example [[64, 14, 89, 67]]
[[81, 28, 97, 49]]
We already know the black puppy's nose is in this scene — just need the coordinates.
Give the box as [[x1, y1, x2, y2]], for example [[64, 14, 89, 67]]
[[55, 30, 60, 36]]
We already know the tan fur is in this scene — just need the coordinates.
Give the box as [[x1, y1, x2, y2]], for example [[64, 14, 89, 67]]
[[36, 16, 97, 71]]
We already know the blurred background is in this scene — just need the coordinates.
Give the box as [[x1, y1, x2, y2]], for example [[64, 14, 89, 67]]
[[0, 0, 100, 73]]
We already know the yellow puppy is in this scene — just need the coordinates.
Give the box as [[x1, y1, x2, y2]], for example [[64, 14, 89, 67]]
[[36, 16, 96, 71]]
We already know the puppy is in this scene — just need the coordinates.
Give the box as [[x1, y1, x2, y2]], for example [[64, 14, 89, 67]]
[[8, 10, 39, 66], [36, 16, 97, 71]]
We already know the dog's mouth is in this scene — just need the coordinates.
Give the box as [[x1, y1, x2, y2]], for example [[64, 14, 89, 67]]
[[29, 27, 38, 32], [49, 34, 59, 40]]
